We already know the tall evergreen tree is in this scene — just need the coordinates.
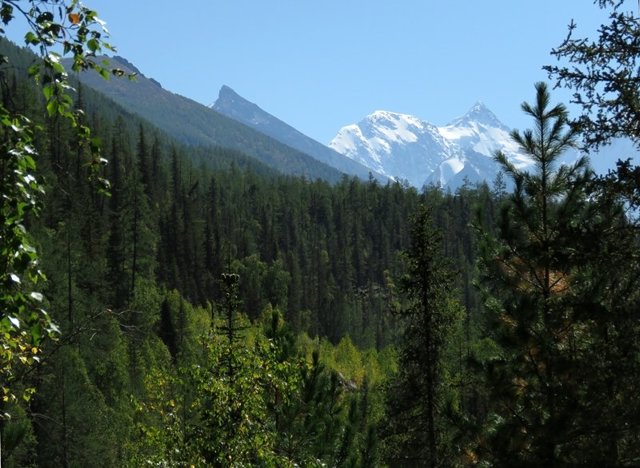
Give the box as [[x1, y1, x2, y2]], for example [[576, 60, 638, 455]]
[[105, 125, 130, 309], [475, 82, 640, 465], [384, 203, 462, 467]]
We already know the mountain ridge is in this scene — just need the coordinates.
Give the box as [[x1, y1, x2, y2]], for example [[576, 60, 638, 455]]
[[65, 54, 635, 187], [212, 85, 387, 182], [330, 104, 532, 189], [66, 55, 347, 183]]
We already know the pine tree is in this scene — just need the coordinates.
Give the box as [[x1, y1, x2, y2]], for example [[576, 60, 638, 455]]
[[279, 349, 346, 464], [473, 82, 640, 465]]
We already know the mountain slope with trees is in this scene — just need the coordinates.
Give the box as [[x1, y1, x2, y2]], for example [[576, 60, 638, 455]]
[[67, 54, 347, 182], [213, 84, 388, 182], [0, 34, 482, 465], [0, 1, 639, 466]]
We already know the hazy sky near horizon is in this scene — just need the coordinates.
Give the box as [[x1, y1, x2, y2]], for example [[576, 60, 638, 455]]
[[10, 1, 620, 143]]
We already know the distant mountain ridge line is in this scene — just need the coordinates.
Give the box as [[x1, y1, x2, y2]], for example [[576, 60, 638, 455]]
[[212, 85, 388, 183], [329, 103, 528, 189], [64, 55, 348, 183], [64, 52, 635, 186]]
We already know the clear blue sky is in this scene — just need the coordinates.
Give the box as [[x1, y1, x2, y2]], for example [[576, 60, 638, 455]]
[[10, 1, 619, 143]]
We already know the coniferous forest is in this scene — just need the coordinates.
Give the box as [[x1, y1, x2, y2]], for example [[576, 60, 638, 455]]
[[1, 1, 640, 466]]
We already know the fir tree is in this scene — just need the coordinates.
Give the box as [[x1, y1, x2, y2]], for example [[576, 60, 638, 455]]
[[384, 203, 462, 467]]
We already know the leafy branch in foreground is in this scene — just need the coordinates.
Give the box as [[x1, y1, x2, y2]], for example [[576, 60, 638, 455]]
[[0, 0, 118, 408]]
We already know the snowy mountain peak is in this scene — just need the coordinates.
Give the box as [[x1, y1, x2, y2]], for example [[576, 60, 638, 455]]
[[330, 110, 456, 187], [331, 103, 533, 190], [469, 101, 490, 115], [440, 103, 525, 163], [357, 110, 437, 146], [365, 110, 422, 126], [449, 101, 506, 130]]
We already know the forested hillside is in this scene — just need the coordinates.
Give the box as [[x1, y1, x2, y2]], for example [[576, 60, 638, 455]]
[[65, 54, 349, 183], [1, 2, 639, 466], [0, 36, 488, 465]]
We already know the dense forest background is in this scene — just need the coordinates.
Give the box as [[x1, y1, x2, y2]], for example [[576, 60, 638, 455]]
[[1, 1, 640, 466], [0, 37, 490, 466]]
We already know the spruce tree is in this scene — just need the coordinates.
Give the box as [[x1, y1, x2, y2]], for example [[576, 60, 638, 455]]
[[384, 203, 461, 467]]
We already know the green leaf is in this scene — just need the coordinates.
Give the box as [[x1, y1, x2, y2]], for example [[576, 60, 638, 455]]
[[24, 32, 39, 46], [27, 63, 40, 78], [87, 38, 99, 52], [30, 324, 41, 344], [46, 99, 59, 117], [42, 84, 54, 101], [36, 12, 54, 24], [1, 4, 14, 24], [49, 61, 66, 76]]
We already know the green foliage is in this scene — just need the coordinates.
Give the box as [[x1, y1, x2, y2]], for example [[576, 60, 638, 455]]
[[544, 0, 640, 244], [32, 346, 122, 467], [0, 0, 121, 410], [0, 110, 52, 405], [0, 8, 635, 463], [544, 1, 640, 150], [474, 82, 640, 465], [276, 349, 346, 466], [131, 303, 299, 466], [189, 332, 298, 466], [475, 82, 585, 464], [0, 401, 36, 467], [0, 23, 501, 465], [384, 203, 465, 467]]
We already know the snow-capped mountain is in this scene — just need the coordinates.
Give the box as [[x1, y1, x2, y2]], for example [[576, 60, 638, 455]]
[[330, 103, 532, 189], [432, 102, 534, 188], [439, 102, 523, 163], [330, 110, 460, 187]]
